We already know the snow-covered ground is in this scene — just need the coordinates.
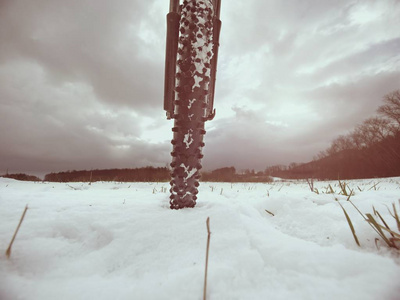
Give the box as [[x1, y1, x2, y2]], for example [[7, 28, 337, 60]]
[[1, 177, 399, 300]]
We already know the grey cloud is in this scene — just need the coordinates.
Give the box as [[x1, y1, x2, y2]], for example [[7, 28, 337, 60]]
[[304, 71, 400, 117], [203, 106, 293, 170], [0, 60, 165, 174], [308, 38, 400, 83], [0, 0, 162, 113]]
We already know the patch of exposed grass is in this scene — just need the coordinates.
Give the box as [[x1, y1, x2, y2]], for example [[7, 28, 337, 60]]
[[337, 196, 400, 250]]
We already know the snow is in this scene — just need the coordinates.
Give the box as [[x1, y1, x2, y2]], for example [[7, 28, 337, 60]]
[[183, 130, 194, 149], [188, 99, 196, 109], [1, 177, 400, 300]]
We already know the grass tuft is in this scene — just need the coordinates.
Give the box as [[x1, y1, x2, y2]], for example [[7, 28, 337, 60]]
[[341, 199, 400, 250], [338, 180, 354, 197], [326, 184, 335, 194], [365, 214, 399, 249]]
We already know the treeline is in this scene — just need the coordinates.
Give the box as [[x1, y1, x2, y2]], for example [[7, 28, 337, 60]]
[[201, 166, 272, 182], [268, 90, 400, 180], [43, 166, 273, 183], [44, 167, 170, 182], [1, 173, 42, 181]]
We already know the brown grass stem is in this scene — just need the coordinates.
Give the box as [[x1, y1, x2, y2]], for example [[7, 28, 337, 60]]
[[265, 209, 275, 216], [337, 201, 360, 247], [203, 217, 211, 300], [348, 199, 382, 237], [5, 205, 28, 259]]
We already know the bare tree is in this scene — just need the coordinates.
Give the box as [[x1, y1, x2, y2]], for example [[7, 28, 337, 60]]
[[349, 128, 366, 150], [327, 134, 356, 155], [357, 116, 400, 164], [377, 90, 400, 128], [363, 117, 395, 141], [317, 150, 327, 159], [349, 117, 393, 149]]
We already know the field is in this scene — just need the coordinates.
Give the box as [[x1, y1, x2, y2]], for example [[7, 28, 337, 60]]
[[1, 177, 399, 300]]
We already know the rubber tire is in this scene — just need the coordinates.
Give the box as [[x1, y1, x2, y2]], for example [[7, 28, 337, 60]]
[[169, 0, 214, 209]]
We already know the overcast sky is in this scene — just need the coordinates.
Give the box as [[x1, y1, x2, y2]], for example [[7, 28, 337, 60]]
[[1, 0, 399, 177]]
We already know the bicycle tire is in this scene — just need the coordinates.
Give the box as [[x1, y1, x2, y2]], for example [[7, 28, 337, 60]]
[[169, 0, 215, 209]]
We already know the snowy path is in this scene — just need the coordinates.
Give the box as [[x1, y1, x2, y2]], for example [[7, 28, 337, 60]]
[[0, 178, 399, 299]]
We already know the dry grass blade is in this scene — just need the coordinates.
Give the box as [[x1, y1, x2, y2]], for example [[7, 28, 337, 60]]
[[346, 192, 353, 201], [203, 217, 211, 300], [306, 178, 314, 192], [373, 206, 377, 216], [374, 238, 381, 250], [374, 209, 395, 238], [328, 184, 335, 194], [337, 201, 360, 247], [5, 205, 28, 259], [265, 209, 275, 216], [348, 200, 382, 237], [392, 202, 400, 231], [339, 180, 349, 196], [365, 213, 397, 249], [368, 182, 380, 191], [374, 223, 400, 239], [383, 202, 400, 231]]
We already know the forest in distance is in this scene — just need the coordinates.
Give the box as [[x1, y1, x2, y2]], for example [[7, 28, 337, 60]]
[[2, 90, 399, 182], [3, 166, 272, 183]]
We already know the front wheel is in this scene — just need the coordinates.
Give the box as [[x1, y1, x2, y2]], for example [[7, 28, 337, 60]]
[[169, 0, 215, 209]]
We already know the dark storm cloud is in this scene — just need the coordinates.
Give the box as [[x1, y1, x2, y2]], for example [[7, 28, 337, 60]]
[[0, 0, 399, 175], [0, 0, 162, 111], [203, 106, 309, 171], [0, 59, 169, 174]]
